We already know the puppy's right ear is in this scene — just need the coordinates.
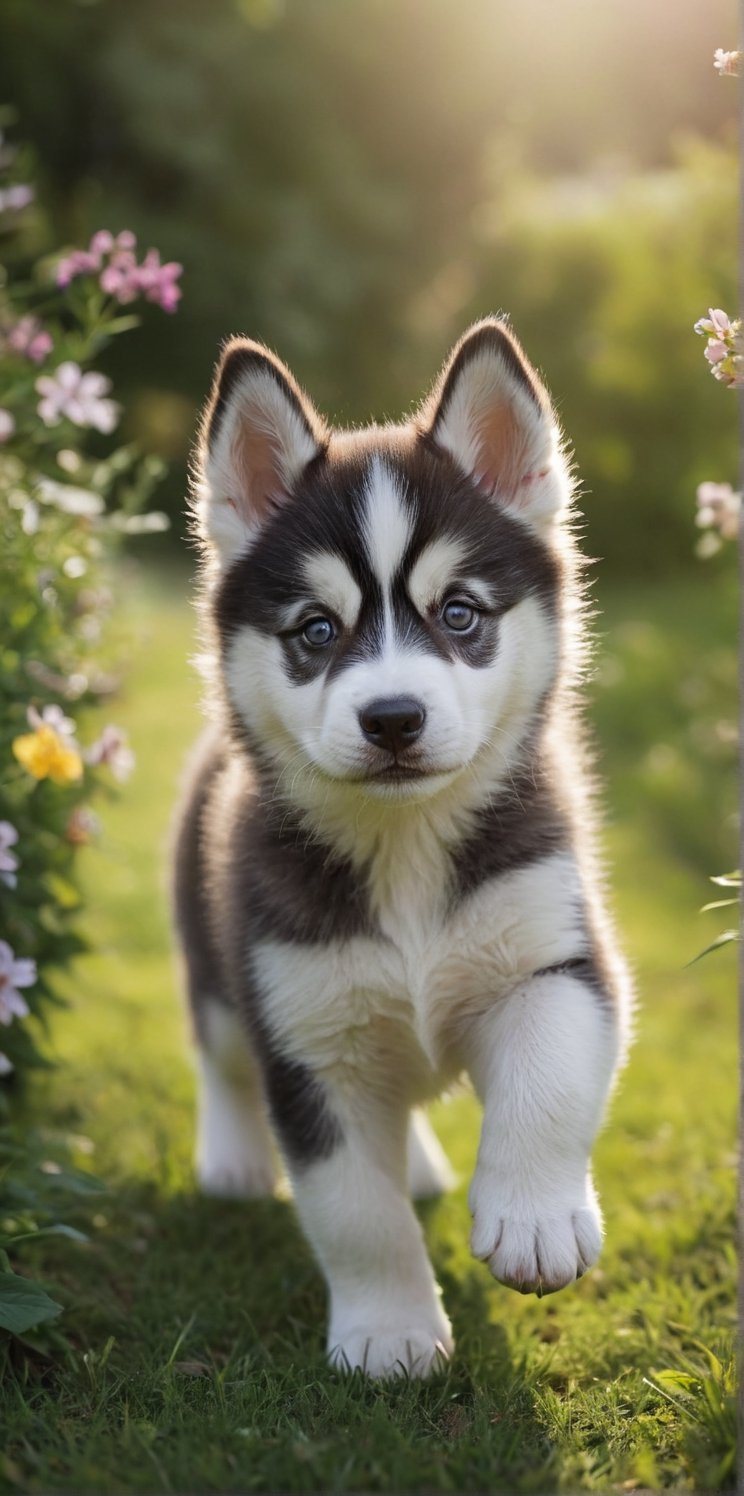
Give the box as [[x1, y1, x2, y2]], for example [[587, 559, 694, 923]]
[[195, 338, 327, 564]]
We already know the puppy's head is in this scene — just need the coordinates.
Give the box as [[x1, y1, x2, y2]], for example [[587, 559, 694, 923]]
[[193, 320, 572, 804]]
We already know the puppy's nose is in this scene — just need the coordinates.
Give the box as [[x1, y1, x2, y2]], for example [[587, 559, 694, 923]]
[[358, 696, 426, 755]]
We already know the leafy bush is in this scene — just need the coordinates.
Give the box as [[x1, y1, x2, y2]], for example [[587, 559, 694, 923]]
[[461, 139, 738, 573], [0, 125, 180, 1331]]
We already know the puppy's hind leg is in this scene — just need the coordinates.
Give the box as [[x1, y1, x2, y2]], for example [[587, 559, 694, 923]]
[[195, 1001, 279, 1200]]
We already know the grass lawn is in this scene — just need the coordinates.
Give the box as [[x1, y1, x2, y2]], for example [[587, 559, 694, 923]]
[[1, 558, 737, 1494]]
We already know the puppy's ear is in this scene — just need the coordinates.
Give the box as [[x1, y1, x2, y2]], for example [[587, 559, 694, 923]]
[[196, 338, 327, 563], [419, 318, 567, 527]]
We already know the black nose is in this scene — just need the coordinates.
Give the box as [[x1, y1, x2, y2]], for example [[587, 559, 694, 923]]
[[358, 696, 426, 755]]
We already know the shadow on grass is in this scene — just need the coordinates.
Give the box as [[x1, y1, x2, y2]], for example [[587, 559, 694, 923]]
[[6, 1179, 565, 1493]]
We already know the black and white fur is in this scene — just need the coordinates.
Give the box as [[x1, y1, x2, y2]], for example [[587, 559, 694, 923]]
[[172, 318, 632, 1379]]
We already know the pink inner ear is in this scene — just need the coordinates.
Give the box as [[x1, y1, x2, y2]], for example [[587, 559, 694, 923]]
[[230, 422, 287, 525], [471, 401, 526, 498]]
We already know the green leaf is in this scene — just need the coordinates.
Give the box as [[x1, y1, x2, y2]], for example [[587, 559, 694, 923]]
[[40, 1165, 105, 1196], [710, 871, 741, 887], [652, 1368, 699, 1396], [3, 1223, 88, 1246], [686, 930, 739, 966], [0, 1271, 63, 1334]]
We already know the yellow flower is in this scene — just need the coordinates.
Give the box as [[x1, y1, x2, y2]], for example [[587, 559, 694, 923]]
[[12, 724, 83, 785]]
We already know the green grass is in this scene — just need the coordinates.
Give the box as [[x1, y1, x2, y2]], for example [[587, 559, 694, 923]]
[[1, 559, 737, 1494]]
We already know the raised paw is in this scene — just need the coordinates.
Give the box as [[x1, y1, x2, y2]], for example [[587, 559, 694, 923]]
[[470, 1183, 602, 1294], [328, 1304, 453, 1380]]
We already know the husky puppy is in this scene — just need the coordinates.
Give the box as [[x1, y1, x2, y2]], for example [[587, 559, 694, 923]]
[[172, 318, 631, 1379]]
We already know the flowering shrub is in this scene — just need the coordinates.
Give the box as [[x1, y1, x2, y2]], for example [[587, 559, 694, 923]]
[[0, 125, 181, 1331], [689, 54, 740, 961]]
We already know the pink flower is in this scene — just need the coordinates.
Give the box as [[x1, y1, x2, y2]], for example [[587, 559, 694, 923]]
[[57, 229, 138, 287], [696, 481, 741, 541], [99, 248, 141, 304], [135, 249, 183, 313], [0, 822, 19, 890], [36, 362, 120, 433], [713, 48, 740, 76], [86, 724, 135, 782], [57, 249, 100, 288], [694, 308, 743, 389], [56, 229, 181, 312], [712, 359, 744, 388], [90, 229, 137, 258], [0, 409, 15, 443], [0, 939, 36, 1026], [6, 315, 53, 364], [694, 308, 734, 339]]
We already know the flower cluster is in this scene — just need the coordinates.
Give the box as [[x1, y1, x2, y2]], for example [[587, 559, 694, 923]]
[[12, 705, 135, 789], [58, 229, 183, 313], [2, 705, 135, 1070], [713, 48, 740, 77], [3, 315, 53, 364], [693, 308, 743, 388]]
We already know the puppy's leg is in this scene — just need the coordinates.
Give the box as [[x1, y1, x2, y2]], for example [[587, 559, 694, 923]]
[[195, 1001, 278, 1199], [407, 1110, 456, 1199], [271, 1079, 452, 1378], [465, 970, 620, 1293]]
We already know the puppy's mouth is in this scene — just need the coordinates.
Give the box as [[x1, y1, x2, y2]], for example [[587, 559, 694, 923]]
[[346, 757, 461, 787], [366, 762, 439, 783]]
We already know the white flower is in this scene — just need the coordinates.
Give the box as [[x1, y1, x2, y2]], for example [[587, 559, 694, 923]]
[[86, 724, 135, 782], [36, 362, 120, 433], [0, 939, 36, 1026], [713, 48, 740, 76], [0, 408, 15, 443], [0, 822, 19, 889], [0, 1052, 13, 1076], [27, 703, 79, 745]]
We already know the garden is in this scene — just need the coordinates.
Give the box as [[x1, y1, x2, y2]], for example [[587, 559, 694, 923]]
[[0, 2, 738, 1491]]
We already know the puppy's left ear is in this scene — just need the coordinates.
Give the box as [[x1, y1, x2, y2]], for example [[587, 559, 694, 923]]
[[195, 337, 327, 565], [419, 318, 568, 527]]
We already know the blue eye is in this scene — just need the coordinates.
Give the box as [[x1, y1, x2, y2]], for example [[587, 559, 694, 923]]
[[442, 599, 478, 633], [302, 617, 336, 648]]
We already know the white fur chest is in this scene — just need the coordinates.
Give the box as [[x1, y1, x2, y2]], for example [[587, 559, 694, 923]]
[[249, 849, 588, 1104]]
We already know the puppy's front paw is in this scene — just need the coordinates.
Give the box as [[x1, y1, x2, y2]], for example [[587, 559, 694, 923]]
[[470, 1174, 602, 1294], [329, 1306, 453, 1379]]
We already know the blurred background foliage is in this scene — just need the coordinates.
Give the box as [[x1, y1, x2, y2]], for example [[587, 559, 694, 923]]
[[0, 4, 737, 1480], [0, 0, 738, 572]]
